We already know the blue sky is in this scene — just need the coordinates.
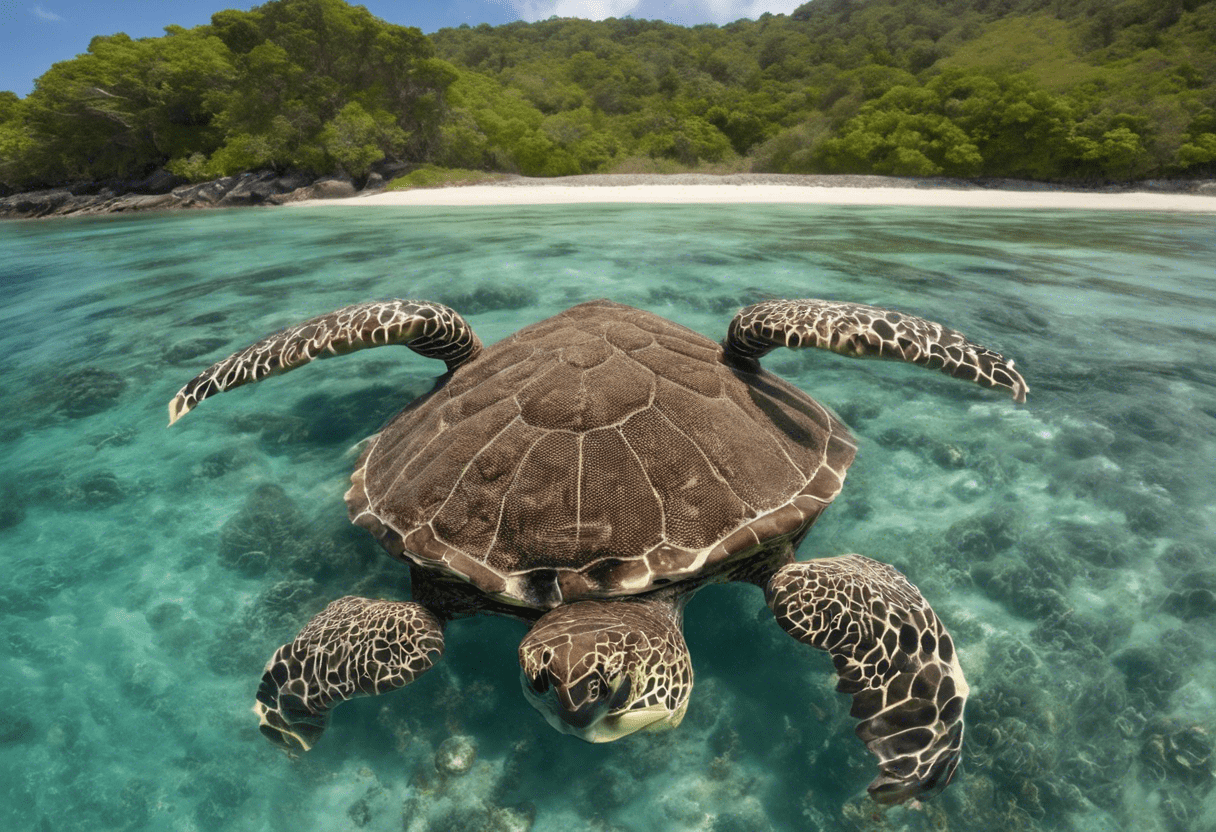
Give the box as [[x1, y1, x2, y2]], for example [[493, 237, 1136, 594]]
[[1, 0, 805, 97]]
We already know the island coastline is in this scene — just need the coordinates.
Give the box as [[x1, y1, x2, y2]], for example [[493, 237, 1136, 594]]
[[4, 172, 1215, 219], [299, 173, 1216, 213]]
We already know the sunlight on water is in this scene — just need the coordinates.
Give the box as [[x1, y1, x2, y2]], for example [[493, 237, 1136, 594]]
[[1, 204, 1215, 832]]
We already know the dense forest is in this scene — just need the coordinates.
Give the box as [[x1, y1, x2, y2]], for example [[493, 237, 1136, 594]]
[[2, 0, 1215, 193]]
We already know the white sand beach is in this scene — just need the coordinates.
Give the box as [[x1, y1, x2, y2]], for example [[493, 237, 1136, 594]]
[[297, 174, 1216, 213]]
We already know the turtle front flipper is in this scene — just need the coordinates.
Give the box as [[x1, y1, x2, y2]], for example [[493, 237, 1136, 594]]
[[168, 300, 481, 424], [724, 299, 1028, 402], [254, 596, 444, 752], [764, 555, 968, 805], [518, 598, 693, 743]]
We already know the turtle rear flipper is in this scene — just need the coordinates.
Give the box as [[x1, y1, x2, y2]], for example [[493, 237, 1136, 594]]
[[764, 555, 967, 805], [254, 596, 444, 752], [724, 298, 1028, 402], [168, 300, 481, 425]]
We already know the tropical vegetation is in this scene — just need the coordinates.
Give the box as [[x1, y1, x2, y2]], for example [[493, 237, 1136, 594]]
[[2, 0, 1214, 193]]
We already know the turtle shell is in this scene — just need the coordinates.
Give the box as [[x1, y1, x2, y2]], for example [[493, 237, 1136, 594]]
[[345, 300, 857, 609]]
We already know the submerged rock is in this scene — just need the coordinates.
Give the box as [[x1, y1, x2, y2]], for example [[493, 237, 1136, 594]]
[[231, 413, 313, 451], [53, 367, 127, 418], [198, 447, 255, 479], [215, 484, 333, 577], [163, 337, 230, 364], [1113, 644, 1185, 711], [217, 485, 300, 575], [435, 735, 477, 775], [833, 399, 881, 425], [971, 557, 1068, 618], [441, 284, 538, 315], [1141, 719, 1214, 789], [486, 805, 534, 832], [945, 509, 1018, 562], [1163, 587, 1216, 621], [65, 472, 128, 509], [0, 487, 26, 530], [205, 579, 323, 675], [709, 800, 774, 832], [0, 710, 35, 744]]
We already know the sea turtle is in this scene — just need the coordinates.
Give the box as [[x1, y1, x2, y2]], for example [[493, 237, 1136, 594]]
[[169, 298, 1027, 804]]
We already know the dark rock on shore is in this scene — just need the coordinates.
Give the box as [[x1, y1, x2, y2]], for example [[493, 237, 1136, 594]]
[[1, 188, 76, 218], [0, 169, 379, 220]]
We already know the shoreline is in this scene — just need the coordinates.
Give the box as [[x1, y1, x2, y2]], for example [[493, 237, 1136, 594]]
[[4, 172, 1216, 219], [297, 173, 1216, 213]]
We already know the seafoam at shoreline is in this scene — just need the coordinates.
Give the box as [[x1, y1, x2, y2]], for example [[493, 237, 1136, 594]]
[[298, 181, 1216, 213]]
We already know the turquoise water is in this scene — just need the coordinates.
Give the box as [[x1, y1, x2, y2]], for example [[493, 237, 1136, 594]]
[[2, 203, 1215, 832]]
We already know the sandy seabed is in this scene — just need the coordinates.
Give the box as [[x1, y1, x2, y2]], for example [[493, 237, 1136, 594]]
[[295, 173, 1216, 212]]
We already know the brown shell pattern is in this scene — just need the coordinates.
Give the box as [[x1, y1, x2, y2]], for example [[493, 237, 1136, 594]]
[[346, 300, 857, 608]]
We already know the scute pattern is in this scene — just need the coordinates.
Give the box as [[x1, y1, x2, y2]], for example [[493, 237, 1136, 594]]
[[765, 555, 968, 805], [726, 299, 1029, 402], [346, 301, 856, 607], [253, 596, 444, 752], [168, 300, 482, 424]]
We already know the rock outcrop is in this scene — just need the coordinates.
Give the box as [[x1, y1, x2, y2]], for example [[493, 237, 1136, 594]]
[[0, 170, 375, 219]]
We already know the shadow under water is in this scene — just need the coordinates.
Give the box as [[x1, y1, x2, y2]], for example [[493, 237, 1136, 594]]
[[1, 203, 1214, 832]]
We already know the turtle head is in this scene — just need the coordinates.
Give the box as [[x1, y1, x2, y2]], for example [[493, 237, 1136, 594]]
[[518, 600, 692, 743]]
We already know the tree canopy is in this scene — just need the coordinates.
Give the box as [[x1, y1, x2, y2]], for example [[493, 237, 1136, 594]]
[[2, 0, 1214, 192], [1, 0, 445, 188]]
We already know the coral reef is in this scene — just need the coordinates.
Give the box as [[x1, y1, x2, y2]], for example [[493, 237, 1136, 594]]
[[50, 367, 127, 418]]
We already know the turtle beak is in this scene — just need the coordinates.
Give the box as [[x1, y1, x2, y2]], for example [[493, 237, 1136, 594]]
[[557, 673, 633, 730], [520, 670, 633, 741]]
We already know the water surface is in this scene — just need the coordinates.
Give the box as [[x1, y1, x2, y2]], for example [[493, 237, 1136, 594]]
[[1, 204, 1214, 832]]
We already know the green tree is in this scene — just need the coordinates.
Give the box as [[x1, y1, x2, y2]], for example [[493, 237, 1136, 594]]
[[1069, 126, 1152, 179], [1175, 133, 1216, 170], [15, 28, 234, 184], [195, 0, 449, 175], [0, 93, 35, 189], [933, 71, 1077, 179], [1173, 110, 1216, 173], [816, 84, 983, 176], [639, 115, 734, 166], [7, 0, 1216, 189], [320, 101, 405, 176]]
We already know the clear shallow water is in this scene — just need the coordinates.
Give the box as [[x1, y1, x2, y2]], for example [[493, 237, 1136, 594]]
[[1, 203, 1215, 832]]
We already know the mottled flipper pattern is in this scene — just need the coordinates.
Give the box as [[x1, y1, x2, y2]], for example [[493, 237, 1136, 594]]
[[254, 596, 444, 752], [168, 300, 481, 424], [726, 299, 1028, 402], [518, 599, 693, 743], [765, 555, 968, 805]]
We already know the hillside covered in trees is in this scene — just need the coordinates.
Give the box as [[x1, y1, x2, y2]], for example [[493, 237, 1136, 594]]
[[2, 0, 1215, 194]]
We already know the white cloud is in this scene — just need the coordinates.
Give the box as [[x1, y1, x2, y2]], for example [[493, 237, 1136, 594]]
[[691, 0, 804, 22], [31, 4, 64, 22], [507, 1, 637, 19], [500, 0, 804, 24]]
